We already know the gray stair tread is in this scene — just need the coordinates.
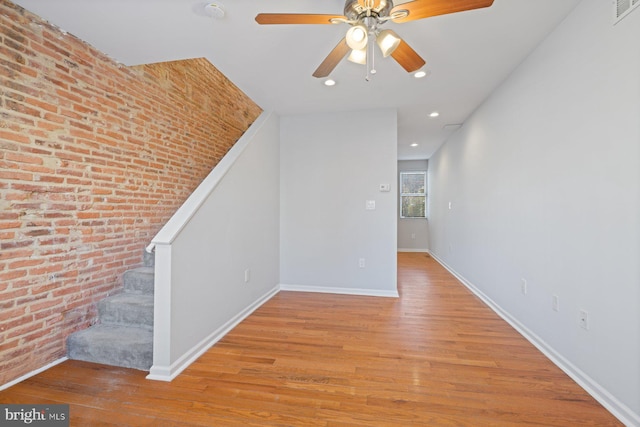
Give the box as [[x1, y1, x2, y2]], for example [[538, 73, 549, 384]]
[[67, 255, 155, 371], [143, 250, 155, 268], [101, 292, 154, 307], [99, 293, 154, 329], [123, 267, 155, 294], [128, 266, 154, 274], [67, 324, 153, 371]]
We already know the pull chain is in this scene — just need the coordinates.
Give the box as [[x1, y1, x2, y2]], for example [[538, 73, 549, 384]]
[[365, 19, 376, 81]]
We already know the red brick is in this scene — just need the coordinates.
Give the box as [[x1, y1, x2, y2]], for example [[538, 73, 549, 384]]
[[0, 307, 29, 324], [25, 96, 59, 113], [37, 175, 65, 184], [5, 320, 45, 340], [0, 231, 16, 239], [21, 145, 54, 156], [23, 228, 52, 237], [0, 269, 28, 281], [0, 288, 29, 301], [5, 151, 43, 165], [42, 112, 65, 124], [38, 236, 68, 246], [0, 0, 261, 387], [28, 297, 64, 314], [0, 170, 32, 180], [28, 262, 65, 277], [20, 328, 55, 344], [0, 212, 20, 220], [31, 282, 60, 296], [0, 338, 19, 353], [8, 258, 45, 269]]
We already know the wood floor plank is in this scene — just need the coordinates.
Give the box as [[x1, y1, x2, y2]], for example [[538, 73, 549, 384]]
[[0, 253, 622, 426]]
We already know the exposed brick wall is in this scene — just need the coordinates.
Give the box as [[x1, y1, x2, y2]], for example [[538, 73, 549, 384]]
[[0, 0, 262, 385]]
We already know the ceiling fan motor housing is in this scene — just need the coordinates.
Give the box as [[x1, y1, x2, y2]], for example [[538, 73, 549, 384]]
[[344, 0, 394, 22]]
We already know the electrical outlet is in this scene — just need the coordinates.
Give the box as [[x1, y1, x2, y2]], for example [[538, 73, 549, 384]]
[[579, 309, 589, 330], [244, 268, 250, 283], [521, 278, 527, 295], [411, 233, 416, 239], [552, 295, 560, 312], [358, 258, 365, 268]]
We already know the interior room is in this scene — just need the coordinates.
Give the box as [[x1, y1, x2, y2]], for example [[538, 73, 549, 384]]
[[0, 0, 638, 425]]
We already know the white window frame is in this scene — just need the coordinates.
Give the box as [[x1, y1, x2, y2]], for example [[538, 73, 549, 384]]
[[400, 171, 427, 219]]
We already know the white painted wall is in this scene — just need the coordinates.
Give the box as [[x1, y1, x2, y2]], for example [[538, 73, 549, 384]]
[[280, 109, 398, 297], [149, 112, 281, 380], [428, 2, 640, 424], [398, 159, 429, 252]]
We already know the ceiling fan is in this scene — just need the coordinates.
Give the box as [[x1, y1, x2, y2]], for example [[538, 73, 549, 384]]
[[255, 0, 495, 80]]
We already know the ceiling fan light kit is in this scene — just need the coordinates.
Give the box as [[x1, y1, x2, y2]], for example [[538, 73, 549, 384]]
[[346, 24, 368, 50], [347, 48, 367, 65], [376, 29, 401, 57], [255, 0, 494, 80]]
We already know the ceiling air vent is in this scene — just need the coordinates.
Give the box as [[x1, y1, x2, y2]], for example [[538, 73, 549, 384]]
[[615, 0, 639, 23]]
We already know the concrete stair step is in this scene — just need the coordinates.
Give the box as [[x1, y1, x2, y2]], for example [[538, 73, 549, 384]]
[[67, 250, 156, 371], [98, 293, 154, 330], [143, 250, 155, 268], [123, 267, 154, 295], [67, 324, 152, 371]]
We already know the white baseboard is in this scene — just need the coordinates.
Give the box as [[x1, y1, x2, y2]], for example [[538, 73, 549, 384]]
[[147, 285, 280, 382], [0, 357, 68, 391], [429, 252, 640, 427], [279, 284, 399, 298], [2, 282, 397, 388], [397, 248, 429, 253]]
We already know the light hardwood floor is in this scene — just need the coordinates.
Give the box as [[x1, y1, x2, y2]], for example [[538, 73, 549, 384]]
[[0, 253, 621, 426]]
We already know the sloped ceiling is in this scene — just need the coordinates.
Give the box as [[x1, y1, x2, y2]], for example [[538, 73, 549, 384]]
[[14, 0, 580, 159]]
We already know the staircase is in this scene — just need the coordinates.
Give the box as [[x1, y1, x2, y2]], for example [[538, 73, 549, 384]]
[[67, 251, 155, 370]]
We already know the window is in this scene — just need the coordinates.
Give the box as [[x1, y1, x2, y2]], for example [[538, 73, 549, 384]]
[[400, 171, 426, 218]]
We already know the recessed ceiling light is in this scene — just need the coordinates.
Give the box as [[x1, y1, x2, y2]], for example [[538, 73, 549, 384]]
[[324, 79, 336, 87], [414, 70, 428, 78], [203, 2, 225, 19], [429, 111, 440, 118], [410, 143, 419, 147]]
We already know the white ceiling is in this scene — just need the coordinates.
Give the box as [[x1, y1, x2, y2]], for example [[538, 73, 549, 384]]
[[14, 0, 580, 159]]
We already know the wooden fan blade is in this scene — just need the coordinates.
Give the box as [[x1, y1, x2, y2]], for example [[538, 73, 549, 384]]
[[313, 38, 350, 78], [391, 0, 494, 23], [390, 40, 426, 73], [255, 13, 345, 25]]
